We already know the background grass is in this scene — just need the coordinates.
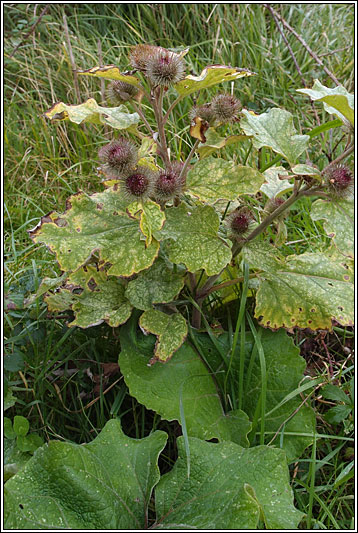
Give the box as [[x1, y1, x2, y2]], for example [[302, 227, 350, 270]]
[[4, 3, 354, 529]]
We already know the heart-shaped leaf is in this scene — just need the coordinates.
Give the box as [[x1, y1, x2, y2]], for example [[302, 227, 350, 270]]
[[157, 204, 232, 275], [4, 420, 167, 530], [125, 258, 185, 311], [29, 188, 159, 277], [78, 65, 142, 86], [155, 437, 304, 529], [119, 317, 251, 445], [242, 242, 354, 330], [240, 108, 309, 164], [186, 156, 265, 202], [297, 79, 354, 125], [174, 65, 256, 96]]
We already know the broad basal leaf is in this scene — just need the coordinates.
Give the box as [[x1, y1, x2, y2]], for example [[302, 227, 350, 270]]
[[310, 198, 354, 258], [260, 166, 293, 198], [29, 188, 159, 277], [78, 65, 142, 86], [155, 437, 303, 529], [192, 328, 315, 461], [242, 242, 354, 330], [174, 65, 256, 96], [4, 419, 167, 530], [240, 108, 310, 164], [139, 309, 187, 363], [119, 317, 251, 445], [186, 156, 265, 202], [127, 199, 165, 246], [297, 79, 354, 125], [44, 98, 140, 129], [157, 204, 232, 275], [125, 258, 185, 311]]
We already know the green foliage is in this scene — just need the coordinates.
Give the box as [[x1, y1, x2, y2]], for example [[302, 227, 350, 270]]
[[4, 419, 302, 530], [4, 15, 354, 528]]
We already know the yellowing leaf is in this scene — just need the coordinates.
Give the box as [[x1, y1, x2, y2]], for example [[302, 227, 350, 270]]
[[139, 309, 188, 363], [29, 188, 159, 277], [78, 65, 142, 86], [187, 156, 265, 202], [44, 98, 140, 129], [127, 200, 165, 246], [174, 65, 256, 96]]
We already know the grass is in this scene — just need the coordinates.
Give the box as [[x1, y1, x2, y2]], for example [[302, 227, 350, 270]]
[[4, 3, 354, 529]]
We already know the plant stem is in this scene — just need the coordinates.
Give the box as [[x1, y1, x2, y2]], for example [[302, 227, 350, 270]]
[[322, 144, 354, 173], [131, 102, 154, 135], [154, 87, 170, 166], [163, 94, 184, 125], [180, 138, 200, 180]]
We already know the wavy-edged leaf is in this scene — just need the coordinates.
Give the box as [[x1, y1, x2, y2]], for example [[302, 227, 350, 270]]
[[43, 266, 132, 328], [125, 258, 185, 311], [291, 164, 321, 178], [192, 329, 315, 461], [297, 79, 354, 125], [139, 309, 187, 363], [44, 98, 140, 129], [174, 65, 256, 96], [4, 419, 167, 530], [157, 204, 232, 275], [240, 108, 309, 164], [127, 199, 165, 246], [155, 437, 303, 529], [29, 188, 159, 277], [78, 65, 142, 86], [260, 166, 293, 198], [186, 156, 265, 202], [243, 243, 354, 330], [119, 318, 251, 445], [310, 198, 354, 259], [197, 128, 248, 159]]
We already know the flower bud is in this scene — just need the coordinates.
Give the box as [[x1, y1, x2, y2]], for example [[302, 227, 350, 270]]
[[106, 80, 139, 105], [98, 139, 138, 178], [324, 164, 353, 198], [123, 167, 156, 201], [146, 48, 186, 87], [189, 103, 216, 125], [227, 207, 255, 240], [128, 44, 159, 71], [154, 162, 186, 201], [211, 94, 241, 123], [263, 196, 286, 216]]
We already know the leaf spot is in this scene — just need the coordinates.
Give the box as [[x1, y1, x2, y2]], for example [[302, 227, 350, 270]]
[[338, 306, 344, 311], [344, 275, 350, 280], [76, 227, 81, 233], [310, 308, 316, 313], [87, 278, 98, 291], [54, 217, 67, 227], [96, 203, 104, 210]]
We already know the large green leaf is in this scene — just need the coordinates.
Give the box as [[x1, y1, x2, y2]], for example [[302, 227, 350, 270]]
[[174, 65, 256, 96], [297, 79, 354, 125], [240, 108, 309, 164], [310, 198, 354, 259], [197, 128, 248, 159], [44, 98, 140, 129], [186, 156, 265, 202], [156, 204, 232, 275], [242, 243, 354, 330], [78, 65, 142, 86], [155, 437, 303, 529], [4, 419, 167, 530], [139, 309, 188, 363], [29, 188, 159, 277], [192, 329, 315, 461], [260, 166, 293, 198], [125, 258, 185, 311], [119, 318, 251, 446]]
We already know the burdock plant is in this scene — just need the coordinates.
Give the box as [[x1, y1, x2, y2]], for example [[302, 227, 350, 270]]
[[6, 42, 354, 532]]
